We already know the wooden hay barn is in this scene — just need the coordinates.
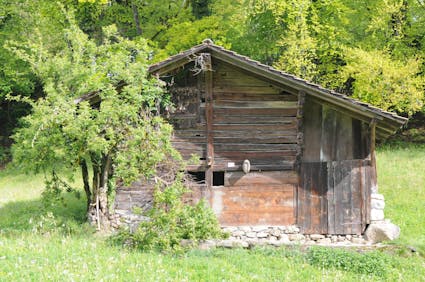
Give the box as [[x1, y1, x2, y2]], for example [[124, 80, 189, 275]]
[[115, 39, 407, 235]]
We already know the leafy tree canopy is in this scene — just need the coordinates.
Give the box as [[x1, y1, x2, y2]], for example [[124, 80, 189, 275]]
[[10, 8, 178, 229]]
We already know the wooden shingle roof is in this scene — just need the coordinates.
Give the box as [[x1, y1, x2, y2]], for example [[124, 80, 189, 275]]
[[149, 39, 408, 139]]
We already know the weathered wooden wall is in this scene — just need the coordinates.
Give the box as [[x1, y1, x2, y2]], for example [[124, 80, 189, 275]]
[[299, 97, 373, 234], [213, 171, 297, 226], [298, 160, 372, 234], [165, 60, 299, 226], [212, 62, 298, 171], [303, 97, 370, 162]]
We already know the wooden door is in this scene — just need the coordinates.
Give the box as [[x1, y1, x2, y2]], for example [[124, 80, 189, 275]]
[[298, 160, 371, 235]]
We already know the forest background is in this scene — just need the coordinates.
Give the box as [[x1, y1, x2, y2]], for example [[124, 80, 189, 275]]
[[1, 0, 425, 163]]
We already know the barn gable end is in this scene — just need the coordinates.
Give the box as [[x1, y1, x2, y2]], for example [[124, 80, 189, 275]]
[[114, 40, 407, 236]]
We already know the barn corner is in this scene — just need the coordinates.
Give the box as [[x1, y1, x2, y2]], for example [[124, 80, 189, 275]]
[[113, 39, 407, 245]]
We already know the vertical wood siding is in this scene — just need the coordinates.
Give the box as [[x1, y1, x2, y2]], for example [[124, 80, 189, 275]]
[[298, 160, 372, 234]]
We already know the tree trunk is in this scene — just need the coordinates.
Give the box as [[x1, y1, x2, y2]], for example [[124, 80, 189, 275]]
[[87, 155, 111, 230], [132, 0, 142, 36], [80, 159, 91, 211]]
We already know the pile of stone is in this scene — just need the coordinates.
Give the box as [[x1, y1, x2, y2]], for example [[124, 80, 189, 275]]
[[211, 226, 368, 249]]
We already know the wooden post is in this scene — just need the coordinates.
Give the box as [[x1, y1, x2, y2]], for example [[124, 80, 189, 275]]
[[369, 118, 377, 194], [295, 91, 306, 226], [203, 53, 214, 190]]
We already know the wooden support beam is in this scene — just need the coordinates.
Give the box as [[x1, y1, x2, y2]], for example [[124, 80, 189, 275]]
[[295, 91, 306, 171], [203, 53, 214, 191], [369, 118, 378, 194]]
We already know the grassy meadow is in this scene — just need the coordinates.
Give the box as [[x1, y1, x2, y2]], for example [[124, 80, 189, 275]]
[[0, 143, 425, 281]]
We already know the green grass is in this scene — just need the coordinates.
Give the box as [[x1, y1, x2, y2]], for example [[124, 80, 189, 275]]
[[1, 143, 425, 281]]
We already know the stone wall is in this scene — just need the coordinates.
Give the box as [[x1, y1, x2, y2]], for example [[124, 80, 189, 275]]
[[220, 226, 367, 247]]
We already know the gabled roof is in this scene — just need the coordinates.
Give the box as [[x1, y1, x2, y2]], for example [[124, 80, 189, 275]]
[[149, 39, 408, 139]]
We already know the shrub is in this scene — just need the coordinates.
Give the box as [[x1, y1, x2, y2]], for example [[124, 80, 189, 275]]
[[113, 173, 224, 252]]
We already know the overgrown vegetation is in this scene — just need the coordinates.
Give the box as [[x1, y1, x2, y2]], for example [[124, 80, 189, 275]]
[[1, 143, 424, 280], [113, 178, 224, 252]]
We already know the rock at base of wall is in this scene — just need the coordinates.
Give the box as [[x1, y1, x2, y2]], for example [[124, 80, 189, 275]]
[[364, 222, 400, 243]]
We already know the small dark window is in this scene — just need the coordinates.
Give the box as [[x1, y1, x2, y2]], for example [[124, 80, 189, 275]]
[[188, 171, 205, 183], [213, 171, 224, 186]]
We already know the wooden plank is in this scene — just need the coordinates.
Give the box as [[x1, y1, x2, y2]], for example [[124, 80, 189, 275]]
[[213, 123, 297, 131], [214, 107, 298, 117], [370, 118, 377, 194], [213, 136, 297, 144], [302, 98, 322, 161], [296, 91, 305, 171], [214, 143, 297, 152], [351, 161, 362, 234], [214, 92, 298, 102], [213, 162, 295, 171], [327, 161, 335, 234], [321, 106, 337, 162], [204, 53, 214, 190], [225, 171, 298, 186], [214, 100, 298, 108], [213, 185, 296, 226], [213, 115, 297, 124]]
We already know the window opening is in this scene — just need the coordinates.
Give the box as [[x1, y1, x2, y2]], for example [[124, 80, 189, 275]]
[[187, 171, 205, 184], [213, 171, 224, 186]]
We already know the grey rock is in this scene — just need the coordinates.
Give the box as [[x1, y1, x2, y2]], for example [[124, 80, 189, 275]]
[[232, 230, 245, 237], [371, 198, 385, 210], [246, 232, 257, 238], [371, 193, 385, 201], [253, 226, 268, 232], [256, 232, 269, 238], [317, 238, 332, 245], [370, 209, 385, 221], [288, 234, 305, 241], [199, 240, 217, 250], [365, 223, 400, 243], [270, 229, 281, 237], [240, 226, 252, 232], [217, 239, 248, 248], [310, 234, 325, 240], [222, 227, 238, 233]]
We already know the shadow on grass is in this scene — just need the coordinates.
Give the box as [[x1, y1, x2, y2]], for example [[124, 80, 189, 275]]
[[0, 192, 90, 236]]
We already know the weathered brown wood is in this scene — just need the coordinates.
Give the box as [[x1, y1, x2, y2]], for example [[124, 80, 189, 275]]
[[302, 98, 322, 161], [214, 107, 298, 117], [214, 92, 297, 102], [214, 100, 298, 108], [213, 185, 296, 226], [214, 143, 297, 152], [213, 136, 297, 144], [213, 123, 297, 131], [296, 91, 305, 172], [225, 171, 298, 186], [370, 118, 377, 194], [204, 53, 214, 191]]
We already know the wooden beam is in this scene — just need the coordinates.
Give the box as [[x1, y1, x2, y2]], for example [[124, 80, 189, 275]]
[[203, 53, 214, 190], [369, 118, 378, 194]]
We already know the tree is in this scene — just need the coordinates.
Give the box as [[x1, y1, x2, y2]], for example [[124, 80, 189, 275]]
[[10, 10, 177, 230]]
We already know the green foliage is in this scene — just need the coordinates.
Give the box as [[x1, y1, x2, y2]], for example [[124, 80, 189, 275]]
[[114, 173, 223, 252], [307, 247, 393, 278], [341, 48, 424, 115]]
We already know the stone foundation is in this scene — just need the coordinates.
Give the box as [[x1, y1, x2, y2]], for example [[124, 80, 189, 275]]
[[218, 226, 367, 248]]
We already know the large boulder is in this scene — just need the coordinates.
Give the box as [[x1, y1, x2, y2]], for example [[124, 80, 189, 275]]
[[364, 222, 400, 243]]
